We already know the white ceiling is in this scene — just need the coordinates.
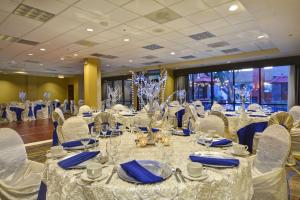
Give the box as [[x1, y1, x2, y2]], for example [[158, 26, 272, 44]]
[[0, 0, 299, 76]]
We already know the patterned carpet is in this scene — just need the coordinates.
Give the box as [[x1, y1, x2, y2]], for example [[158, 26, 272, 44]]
[[26, 142, 300, 199]]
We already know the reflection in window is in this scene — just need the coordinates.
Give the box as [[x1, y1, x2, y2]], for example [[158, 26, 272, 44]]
[[102, 79, 132, 106], [124, 79, 132, 106]]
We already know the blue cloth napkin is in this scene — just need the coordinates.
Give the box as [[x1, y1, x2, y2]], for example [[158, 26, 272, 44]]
[[58, 151, 100, 169], [249, 114, 266, 117], [183, 128, 191, 136], [225, 114, 236, 117], [100, 130, 112, 135], [189, 155, 239, 167], [237, 121, 268, 153], [175, 109, 185, 128], [116, 122, 122, 129], [210, 139, 232, 147], [62, 138, 97, 148], [120, 160, 163, 184], [10, 107, 24, 121], [139, 127, 159, 133]]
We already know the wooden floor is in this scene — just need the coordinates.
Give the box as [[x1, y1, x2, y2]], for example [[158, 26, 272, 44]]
[[0, 119, 53, 144]]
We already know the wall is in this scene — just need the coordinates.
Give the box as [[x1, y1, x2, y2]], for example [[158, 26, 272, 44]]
[[0, 74, 79, 103]]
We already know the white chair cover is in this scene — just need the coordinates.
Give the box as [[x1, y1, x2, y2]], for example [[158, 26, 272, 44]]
[[290, 127, 300, 153], [211, 102, 225, 112], [78, 99, 84, 108], [63, 99, 68, 113], [252, 124, 290, 200], [70, 100, 75, 114], [0, 128, 44, 200], [94, 112, 115, 133], [36, 104, 48, 119], [21, 103, 30, 122], [133, 112, 151, 127], [248, 103, 262, 112], [112, 104, 130, 113], [61, 117, 89, 142], [78, 105, 91, 115], [52, 108, 65, 123], [192, 100, 203, 107], [289, 105, 300, 122], [5, 106, 17, 122], [169, 100, 180, 106], [198, 115, 225, 136]]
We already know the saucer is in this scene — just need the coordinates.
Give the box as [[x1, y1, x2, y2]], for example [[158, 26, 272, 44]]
[[46, 150, 67, 159], [229, 150, 249, 156], [182, 172, 208, 181], [81, 172, 107, 182]]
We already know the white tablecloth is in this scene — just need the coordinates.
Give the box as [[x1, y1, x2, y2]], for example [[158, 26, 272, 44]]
[[44, 133, 253, 200]]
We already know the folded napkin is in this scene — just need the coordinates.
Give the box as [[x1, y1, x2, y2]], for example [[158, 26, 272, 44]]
[[58, 151, 100, 169], [183, 128, 191, 136], [116, 122, 123, 129], [139, 127, 159, 133], [83, 113, 93, 117], [210, 139, 232, 147], [189, 155, 239, 167], [249, 114, 266, 117], [225, 113, 236, 117], [100, 130, 112, 135], [120, 160, 163, 184], [62, 138, 97, 148]]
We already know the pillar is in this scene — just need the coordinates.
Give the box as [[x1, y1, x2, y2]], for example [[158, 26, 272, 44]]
[[84, 58, 100, 108], [161, 68, 175, 102]]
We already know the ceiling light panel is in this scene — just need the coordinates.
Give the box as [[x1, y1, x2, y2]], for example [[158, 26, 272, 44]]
[[17, 39, 39, 46], [13, 3, 55, 23], [181, 55, 196, 59], [207, 41, 230, 48], [143, 44, 164, 50], [189, 31, 216, 41], [221, 48, 241, 53], [144, 8, 181, 24]]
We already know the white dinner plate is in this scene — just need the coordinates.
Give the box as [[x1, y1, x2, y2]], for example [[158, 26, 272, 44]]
[[46, 150, 68, 159], [229, 150, 250, 156], [117, 160, 172, 184], [182, 172, 208, 181], [63, 141, 99, 150]]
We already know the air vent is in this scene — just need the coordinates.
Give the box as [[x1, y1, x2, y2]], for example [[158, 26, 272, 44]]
[[142, 55, 158, 59], [0, 34, 19, 42], [143, 61, 163, 65], [24, 60, 40, 64], [189, 31, 216, 41], [221, 48, 241, 54], [143, 44, 164, 50], [207, 41, 229, 48], [75, 40, 99, 47], [45, 68, 57, 71], [17, 39, 39, 46], [90, 53, 118, 59], [181, 55, 196, 59], [145, 8, 181, 24], [13, 4, 55, 23]]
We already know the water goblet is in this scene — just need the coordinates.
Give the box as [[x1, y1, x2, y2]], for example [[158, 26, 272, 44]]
[[81, 136, 91, 152], [101, 123, 108, 135]]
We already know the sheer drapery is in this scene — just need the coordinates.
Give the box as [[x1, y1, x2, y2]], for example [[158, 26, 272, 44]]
[[175, 76, 186, 91]]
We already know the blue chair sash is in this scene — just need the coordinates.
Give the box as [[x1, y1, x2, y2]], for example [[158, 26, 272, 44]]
[[34, 104, 43, 117], [28, 106, 34, 117], [10, 107, 24, 121], [2, 109, 7, 118], [237, 121, 268, 153], [52, 121, 59, 146], [37, 181, 47, 200], [175, 109, 185, 128]]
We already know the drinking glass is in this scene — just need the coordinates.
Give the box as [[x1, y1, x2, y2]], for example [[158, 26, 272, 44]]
[[204, 131, 214, 151], [101, 123, 108, 135], [81, 136, 91, 152], [106, 132, 121, 164]]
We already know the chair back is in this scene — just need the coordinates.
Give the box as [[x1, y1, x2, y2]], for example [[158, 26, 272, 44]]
[[289, 106, 300, 122], [61, 117, 89, 142], [248, 103, 262, 112], [78, 105, 91, 115], [0, 128, 27, 180], [254, 124, 291, 173], [211, 103, 224, 112], [52, 108, 65, 125], [94, 112, 115, 133], [111, 104, 130, 113], [210, 111, 231, 138], [268, 112, 294, 132], [199, 115, 225, 137]]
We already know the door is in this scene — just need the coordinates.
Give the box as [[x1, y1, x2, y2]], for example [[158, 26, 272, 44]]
[[68, 85, 74, 101]]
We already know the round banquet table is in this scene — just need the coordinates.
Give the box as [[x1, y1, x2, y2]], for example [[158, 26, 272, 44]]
[[44, 132, 253, 200]]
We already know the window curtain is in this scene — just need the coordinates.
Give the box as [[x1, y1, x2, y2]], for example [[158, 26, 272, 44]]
[[175, 76, 186, 91]]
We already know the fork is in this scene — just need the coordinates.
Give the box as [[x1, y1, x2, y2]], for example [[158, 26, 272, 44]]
[[172, 168, 181, 183], [105, 166, 117, 184], [176, 168, 186, 183]]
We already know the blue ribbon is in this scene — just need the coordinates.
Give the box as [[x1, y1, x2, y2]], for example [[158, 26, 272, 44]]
[[52, 121, 59, 146], [10, 107, 24, 121], [34, 104, 43, 118], [28, 106, 34, 117], [2, 109, 7, 118], [237, 121, 268, 153], [175, 109, 185, 128]]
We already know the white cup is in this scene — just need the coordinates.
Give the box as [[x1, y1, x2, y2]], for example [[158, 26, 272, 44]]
[[50, 146, 63, 155], [233, 144, 248, 154], [86, 163, 102, 179], [187, 162, 203, 177]]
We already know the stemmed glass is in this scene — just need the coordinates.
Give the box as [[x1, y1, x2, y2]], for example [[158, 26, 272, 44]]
[[204, 130, 214, 151], [81, 136, 91, 152], [106, 132, 121, 164], [90, 127, 99, 147], [101, 123, 108, 135]]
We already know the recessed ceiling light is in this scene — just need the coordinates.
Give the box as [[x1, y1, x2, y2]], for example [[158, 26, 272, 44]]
[[28, 53, 33, 56], [40, 48, 46, 51], [15, 71, 27, 74], [170, 52, 175, 55], [227, 61, 231, 63], [11, 60, 16, 64], [40, 63, 43, 66], [257, 35, 265, 39], [86, 28, 94, 32], [74, 53, 78, 57], [60, 57, 64, 60], [123, 38, 130, 42], [58, 74, 64, 79], [229, 4, 238, 11], [106, 64, 110, 67], [129, 59, 133, 63]]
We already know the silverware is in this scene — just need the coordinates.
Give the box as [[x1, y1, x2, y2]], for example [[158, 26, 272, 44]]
[[176, 168, 186, 183], [105, 166, 117, 184], [172, 168, 181, 183]]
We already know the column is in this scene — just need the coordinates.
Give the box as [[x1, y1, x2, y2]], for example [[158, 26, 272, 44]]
[[162, 68, 175, 102], [84, 58, 100, 108]]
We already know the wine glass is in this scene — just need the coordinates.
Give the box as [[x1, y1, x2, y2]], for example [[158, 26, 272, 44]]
[[81, 136, 91, 152], [90, 127, 99, 147], [101, 123, 108, 135], [106, 133, 121, 164], [204, 131, 214, 151]]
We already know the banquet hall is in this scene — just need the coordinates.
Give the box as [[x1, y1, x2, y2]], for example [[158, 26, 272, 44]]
[[0, 0, 300, 199]]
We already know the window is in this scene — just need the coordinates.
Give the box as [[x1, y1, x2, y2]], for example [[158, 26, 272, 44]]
[[187, 66, 290, 111], [124, 79, 132, 106]]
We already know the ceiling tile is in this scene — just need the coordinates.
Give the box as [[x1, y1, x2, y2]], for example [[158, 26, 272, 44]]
[[60, 7, 101, 24], [202, 0, 232, 7], [169, 0, 209, 16], [107, 8, 139, 23], [178, 26, 205, 36], [126, 17, 158, 29], [88, 30, 122, 41], [107, 0, 132, 6], [146, 25, 172, 35], [213, 1, 246, 17], [201, 18, 230, 30], [131, 31, 154, 40], [155, 0, 183, 6], [0, 15, 42, 37], [123, 0, 163, 15], [160, 31, 184, 40], [164, 18, 194, 30], [225, 11, 253, 25], [24, 0, 69, 14], [0, 0, 21, 13], [110, 24, 141, 36], [185, 9, 221, 24], [144, 8, 181, 24], [75, 0, 117, 16]]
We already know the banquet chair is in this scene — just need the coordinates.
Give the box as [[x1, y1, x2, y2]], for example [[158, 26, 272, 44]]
[[268, 112, 294, 132], [63, 99, 69, 113], [290, 126, 300, 161], [21, 103, 30, 122], [211, 102, 225, 112], [78, 105, 91, 115], [36, 104, 49, 120], [111, 104, 130, 113], [209, 111, 232, 139], [51, 108, 65, 145], [169, 100, 180, 106], [289, 105, 300, 123], [60, 117, 89, 142], [78, 99, 84, 108], [198, 115, 225, 137], [0, 128, 44, 200], [94, 112, 116, 133], [5, 106, 17, 122], [182, 105, 198, 130], [192, 100, 203, 107], [247, 103, 262, 112], [251, 124, 290, 200]]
